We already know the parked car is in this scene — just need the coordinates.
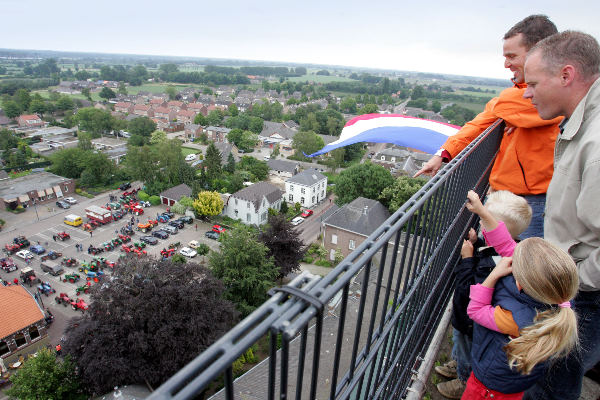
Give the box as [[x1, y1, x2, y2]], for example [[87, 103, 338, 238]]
[[63, 197, 77, 205], [291, 217, 304, 226], [16, 249, 35, 260], [185, 154, 198, 161], [205, 231, 220, 240], [188, 240, 200, 249], [56, 200, 70, 209], [212, 224, 226, 234], [162, 212, 175, 219], [169, 220, 184, 229], [301, 209, 314, 218], [152, 230, 169, 239], [162, 225, 178, 235], [139, 236, 158, 245], [179, 247, 197, 258], [29, 244, 46, 254], [178, 216, 193, 224], [119, 182, 131, 190]]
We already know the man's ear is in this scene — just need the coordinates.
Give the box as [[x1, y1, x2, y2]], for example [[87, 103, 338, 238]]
[[560, 64, 576, 86]]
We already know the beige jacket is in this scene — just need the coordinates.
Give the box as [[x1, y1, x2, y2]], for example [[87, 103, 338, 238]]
[[545, 78, 600, 291]]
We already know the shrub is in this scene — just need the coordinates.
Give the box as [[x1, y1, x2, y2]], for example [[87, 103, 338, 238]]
[[315, 259, 332, 268], [75, 188, 82, 194], [138, 191, 150, 201], [196, 243, 210, 256], [171, 254, 186, 264], [149, 195, 161, 205], [170, 202, 187, 215], [302, 256, 314, 263]]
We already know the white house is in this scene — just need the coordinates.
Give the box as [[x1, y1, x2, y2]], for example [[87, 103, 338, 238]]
[[285, 168, 327, 208], [224, 181, 284, 225]]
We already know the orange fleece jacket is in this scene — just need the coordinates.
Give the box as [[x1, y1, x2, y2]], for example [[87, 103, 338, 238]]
[[442, 83, 562, 195]]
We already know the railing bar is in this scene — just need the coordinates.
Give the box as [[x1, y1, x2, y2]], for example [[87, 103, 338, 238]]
[[225, 367, 234, 400], [294, 326, 308, 400], [330, 283, 350, 399], [269, 329, 277, 400], [348, 259, 372, 381], [309, 315, 323, 400], [281, 335, 289, 400]]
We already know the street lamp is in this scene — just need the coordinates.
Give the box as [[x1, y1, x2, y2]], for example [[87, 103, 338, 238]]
[[32, 199, 40, 221]]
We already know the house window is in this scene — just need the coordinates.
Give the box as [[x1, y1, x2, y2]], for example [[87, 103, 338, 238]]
[[301, 188, 305, 194], [330, 249, 336, 261], [235, 210, 238, 217], [235, 199, 238, 205], [391, 157, 396, 162], [29, 326, 40, 340], [247, 202, 250, 208], [261, 212, 267, 221], [63, 186, 69, 193], [289, 194, 293, 202], [380, 156, 385, 161], [290, 185, 294, 191], [331, 234, 337, 244], [312, 196, 315, 204], [349, 240, 355, 250], [15, 333, 26, 347], [301, 197, 305, 205], [246, 213, 251, 222], [0, 341, 9, 356]]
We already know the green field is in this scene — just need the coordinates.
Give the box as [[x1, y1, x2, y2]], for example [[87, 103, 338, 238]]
[[181, 146, 200, 156], [287, 74, 355, 83]]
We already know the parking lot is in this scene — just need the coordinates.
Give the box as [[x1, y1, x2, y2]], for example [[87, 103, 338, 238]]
[[0, 191, 221, 352]]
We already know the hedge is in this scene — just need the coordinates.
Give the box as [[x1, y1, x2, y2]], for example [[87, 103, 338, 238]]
[[149, 195, 161, 205]]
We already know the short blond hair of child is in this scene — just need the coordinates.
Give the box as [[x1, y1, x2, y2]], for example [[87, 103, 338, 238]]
[[485, 190, 532, 238]]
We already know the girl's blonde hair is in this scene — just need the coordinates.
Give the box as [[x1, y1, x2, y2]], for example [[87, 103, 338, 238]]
[[505, 237, 579, 374], [485, 191, 532, 239]]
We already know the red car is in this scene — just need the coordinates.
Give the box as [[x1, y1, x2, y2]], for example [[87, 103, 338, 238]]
[[212, 224, 226, 234], [301, 209, 313, 218]]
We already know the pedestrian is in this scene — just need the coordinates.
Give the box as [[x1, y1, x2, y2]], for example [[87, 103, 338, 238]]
[[55, 344, 62, 356], [52, 235, 56, 242], [90, 231, 92, 237], [13, 278, 18, 285], [195, 224, 197, 231], [136, 218, 139, 224], [115, 229, 118, 235]]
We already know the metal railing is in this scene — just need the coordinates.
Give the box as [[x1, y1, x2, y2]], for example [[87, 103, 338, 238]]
[[149, 120, 504, 400]]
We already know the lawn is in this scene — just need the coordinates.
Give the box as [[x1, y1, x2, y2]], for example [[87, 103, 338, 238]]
[[181, 147, 200, 157]]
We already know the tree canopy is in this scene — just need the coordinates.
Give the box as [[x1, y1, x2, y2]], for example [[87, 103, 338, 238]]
[[6, 347, 86, 400], [192, 191, 224, 218], [259, 214, 306, 280], [209, 227, 278, 317], [75, 107, 114, 137], [292, 130, 324, 159], [334, 162, 394, 205], [63, 256, 238, 395], [378, 176, 427, 212]]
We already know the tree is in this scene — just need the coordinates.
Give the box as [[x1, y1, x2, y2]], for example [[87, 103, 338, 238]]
[[378, 176, 427, 212], [225, 152, 236, 173], [77, 131, 93, 151], [248, 116, 264, 134], [279, 200, 288, 215], [64, 256, 238, 395], [56, 95, 74, 111], [334, 162, 394, 205], [29, 98, 46, 114], [292, 130, 324, 159], [228, 103, 239, 117], [192, 191, 224, 218], [193, 113, 207, 126], [50, 147, 89, 179], [150, 130, 167, 144], [209, 227, 278, 317], [165, 85, 177, 100], [204, 142, 222, 181], [359, 104, 378, 114], [431, 100, 442, 113], [118, 81, 127, 95], [237, 156, 269, 181], [75, 107, 114, 137], [99, 87, 116, 100], [206, 109, 224, 126], [6, 347, 86, 400], [259, 214, 306, 280], [81, 87, 92, 101], [2, 100, 21, 119], [340, 97, 357, 113], [128, 116, 157, 137]]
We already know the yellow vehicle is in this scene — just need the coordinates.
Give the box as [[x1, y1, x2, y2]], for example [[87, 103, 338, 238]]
[[64, 214, 83, 227]]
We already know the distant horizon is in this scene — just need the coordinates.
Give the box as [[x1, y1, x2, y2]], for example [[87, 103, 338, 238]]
[[0, 47, 510, 84], [1, 1, 599, 82]]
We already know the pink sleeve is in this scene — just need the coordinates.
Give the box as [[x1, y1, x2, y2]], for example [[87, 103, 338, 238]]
[[467, 284, 501, 333], [482, 220, 516, 257]]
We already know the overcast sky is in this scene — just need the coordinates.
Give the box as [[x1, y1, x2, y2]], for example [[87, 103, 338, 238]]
[[2, 0, 599, 80]]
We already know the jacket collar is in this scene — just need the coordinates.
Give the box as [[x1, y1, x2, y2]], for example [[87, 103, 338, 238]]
[[561, 78, 600, 140]]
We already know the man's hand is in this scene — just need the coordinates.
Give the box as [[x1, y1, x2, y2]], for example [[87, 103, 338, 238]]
[[466, 190, 485, 215], [461, 239, 474, 258], [414, 155, 443, 177]]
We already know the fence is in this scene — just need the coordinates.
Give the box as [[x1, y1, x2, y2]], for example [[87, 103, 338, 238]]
[[149, 120, 504, 400]]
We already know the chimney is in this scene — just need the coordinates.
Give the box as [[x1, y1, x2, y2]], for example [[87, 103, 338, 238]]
[[363, 206, 368, 215]]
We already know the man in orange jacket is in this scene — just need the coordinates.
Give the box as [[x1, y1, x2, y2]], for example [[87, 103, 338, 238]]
[[415, 15, 561, 240]]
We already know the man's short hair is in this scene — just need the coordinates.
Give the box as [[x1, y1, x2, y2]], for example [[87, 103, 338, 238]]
[[485, 191, 532, 239], [504, 15, 558, 50], [530, 31, 600, 81]]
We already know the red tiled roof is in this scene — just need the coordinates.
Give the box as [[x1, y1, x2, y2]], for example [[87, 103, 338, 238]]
[[150, 99, 164, 104], [177, 110, 195, 117], [0, 286, 44, 339], [154, 107, 170, 114], [20, 115, 41, 121], [115, 102, 131, 108], [168, 101, 183, 107], [187, 103, 204, 110], [134, 104, 150, 111]]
